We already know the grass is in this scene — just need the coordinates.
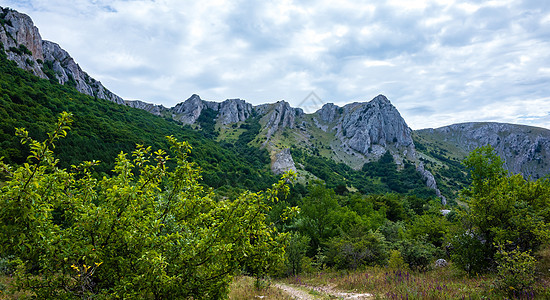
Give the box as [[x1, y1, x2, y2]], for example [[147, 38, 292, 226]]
[[0, 275, 32, 299], [280, 264, 550, 299]]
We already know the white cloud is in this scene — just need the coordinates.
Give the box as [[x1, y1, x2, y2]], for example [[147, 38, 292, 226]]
[[2, 0, 550, 129]]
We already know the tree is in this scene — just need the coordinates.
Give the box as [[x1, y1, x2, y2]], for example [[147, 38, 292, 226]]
[[0, 112, 296, 299], [452, 145, 550, 273]]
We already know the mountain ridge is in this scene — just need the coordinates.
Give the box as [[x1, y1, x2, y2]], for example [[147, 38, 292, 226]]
[[0, 6, 123, 104], [2, 6, 550, 203]]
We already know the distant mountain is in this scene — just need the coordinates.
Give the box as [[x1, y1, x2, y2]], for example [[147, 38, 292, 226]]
[[2, 6, 549, 204], [415, 122, 550, 180]]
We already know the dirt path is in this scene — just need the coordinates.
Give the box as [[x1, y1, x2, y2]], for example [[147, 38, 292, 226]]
[[273, 282, 373, 299], [272, 283, 315, 300]]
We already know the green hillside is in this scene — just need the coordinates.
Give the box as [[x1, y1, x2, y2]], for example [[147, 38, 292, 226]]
[[0, 48, 277, 192]]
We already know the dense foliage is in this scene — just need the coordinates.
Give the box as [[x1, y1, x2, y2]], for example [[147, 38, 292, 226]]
[[0, 49, 276, 192], [0, 113, 296, 298], [452, 145, 550, 275]]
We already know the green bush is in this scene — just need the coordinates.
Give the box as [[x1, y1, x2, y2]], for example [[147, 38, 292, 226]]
[[326, 230, 388, 269], [388, 249, 407, 270], [495, 243, 536, 295], [0, 113, 296, 299], [398, 239, 440, 271]]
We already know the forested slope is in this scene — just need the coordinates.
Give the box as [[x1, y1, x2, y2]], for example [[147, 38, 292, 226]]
[[0, 48, 277, 191]]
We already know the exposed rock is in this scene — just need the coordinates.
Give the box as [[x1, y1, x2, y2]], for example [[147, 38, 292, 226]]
[[0, 7, 46, 77], [171, 94, 206, 124], [417, 162, 447, 205], [339, 95, 414, 155], [313, 117, 328, 132], [125, 100, 166, 116], [271, 148, 297, 175], [0, 7, 123, 104], [170, 95, 253, 125], [258, 101, 304, 141], [317, 103, 340, 123], [434, 259, 448, 268], [217, 98, 253, 125], [418, 122, 550, 179]]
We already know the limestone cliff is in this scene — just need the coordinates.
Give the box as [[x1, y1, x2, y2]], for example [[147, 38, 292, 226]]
[[337, 95, 414, 156], [0, 7, 123, 104], [271, 148, 297, 175], [125, 100, 166, 116], [416, 122, 550, 179], [170, 95, 253, 125], [256, 100, 304, 142]]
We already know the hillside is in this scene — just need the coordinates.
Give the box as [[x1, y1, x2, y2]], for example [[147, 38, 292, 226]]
[[415, 122, 550, 179], [2, 6, 550, 204]]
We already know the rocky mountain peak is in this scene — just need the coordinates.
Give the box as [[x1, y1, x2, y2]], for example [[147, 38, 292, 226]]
[[257, 100, 304, 142], [217, 98, 253, 125], [171, 94, 206, 124], [339, 95, 414, 156], [371, 94, 391, 105], [317, 103, 340, 123], [125, 100, 166, 116], [418, 122, 550, 179], [170, 95, 253, 125], [0, 7, 123, 104]]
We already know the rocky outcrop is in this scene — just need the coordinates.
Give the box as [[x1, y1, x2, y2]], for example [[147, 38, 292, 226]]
[[125, 100, 166, 116], [419, 122, 550, 179], [171, 94, 207, 124], [417, 162, 447, 205], [217, 98, 253, 125], [271, 148, 297, 175], [170, 95, 253, 125], [257, 101, 304, 141], [317, 103, 340, 123], [338, 95, 414, 156], [0, 7, 123, 104]]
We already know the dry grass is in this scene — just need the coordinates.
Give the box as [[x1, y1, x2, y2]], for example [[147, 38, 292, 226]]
[[229, 276, 294, 300], [0, 275, 32, 300], [280, 263, 550, 299]]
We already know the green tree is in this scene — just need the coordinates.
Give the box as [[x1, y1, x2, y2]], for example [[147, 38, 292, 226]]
[[452, 145, 550, 273], [0, 112, 296, 299]]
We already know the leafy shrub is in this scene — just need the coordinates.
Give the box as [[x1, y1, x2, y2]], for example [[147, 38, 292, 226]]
[[0, 255, 19, 276], [450, 231, 492, 274], [326, 230, 388, 269], [0, 113, 296, 299], [284, 232, 310, 275], [388, 249, 407, 270], [398, 239, 440, 271], [494, 243, 536, 295]]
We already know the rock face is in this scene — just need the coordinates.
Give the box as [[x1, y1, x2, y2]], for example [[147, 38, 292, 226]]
[[125, 100, 166, 116], [271, 148, 297, 175], [0, 7, 123, 104], [171, 94, 207, 124], [338, 95, 414, 156], [216, 98, 253, 125], [170, 95, 253, 125], [318, 103, 340, 123], [418, 122, 550, 179], [417, 162, 447, 205], [257, 100, 304, 141]]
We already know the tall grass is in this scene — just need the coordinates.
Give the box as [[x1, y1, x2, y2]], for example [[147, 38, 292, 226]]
[[281, 263, 550, 299]]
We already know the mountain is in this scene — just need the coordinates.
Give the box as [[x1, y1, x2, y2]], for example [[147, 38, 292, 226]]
[[150, 93, 446, 202], [415, 122, 550, 180], [0, 7, 123, 104], [2, 6, 549, 204]]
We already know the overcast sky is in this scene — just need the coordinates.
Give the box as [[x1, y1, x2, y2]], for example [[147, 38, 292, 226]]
[[2, 0, 550, 129]]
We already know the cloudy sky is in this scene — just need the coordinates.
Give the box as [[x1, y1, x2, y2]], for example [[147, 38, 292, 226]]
[[2, 0, 550, 129]]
